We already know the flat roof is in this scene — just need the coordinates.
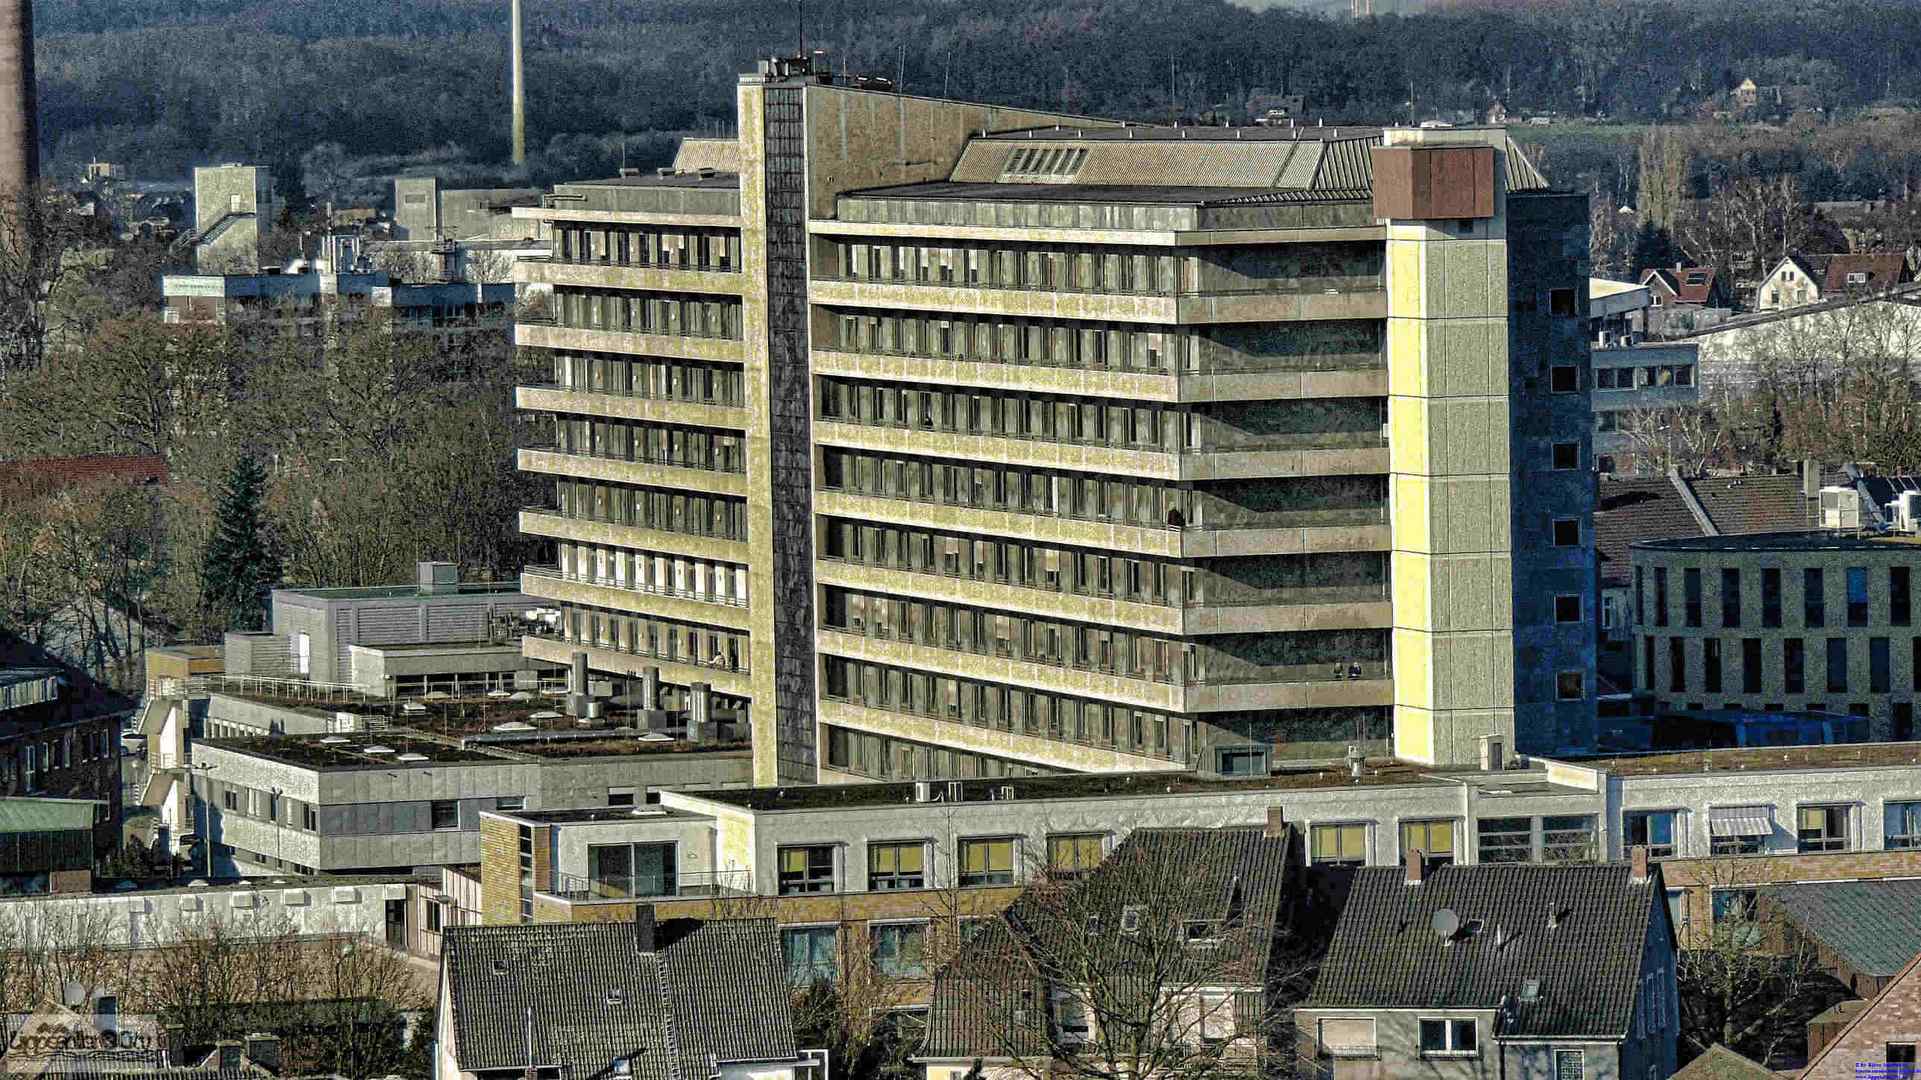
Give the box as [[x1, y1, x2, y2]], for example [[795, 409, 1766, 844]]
[[276, 581, 522, 601], [1573, 742, 1921, 777], [476, 733, 749, 759], [560, 172, 740, 190], [43, 871, 431, 900], [199, 731, 510, 769], [487, 805, 713, 825], [844, 180, 1369, 207], [1632, 530, 1921, 553], [687, 761, 1454, 811], [982, 124, 1386, 143]]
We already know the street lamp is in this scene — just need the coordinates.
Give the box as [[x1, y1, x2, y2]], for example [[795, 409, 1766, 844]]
[[186, 762, 218, 880]]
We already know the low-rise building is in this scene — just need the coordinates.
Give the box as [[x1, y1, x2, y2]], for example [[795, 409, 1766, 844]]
[[0, 668, 123, 823], [1762, 878, 1921, 997], [1630, 532, 1921, 739], [436, 913, 807, 1080], [161, 270, 514, 334], [1590, 341, 1701, 475], [1799, 948, 1921, 1078], [1298, 854, 1677, 1080], [0, 796, 108, 895], [1755, 252, 1913, 312]]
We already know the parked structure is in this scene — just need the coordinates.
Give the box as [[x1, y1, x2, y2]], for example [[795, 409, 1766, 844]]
[[436, 913, 808, 1080], [514, 57, 1597, 787], [1629, 532, 1921, 739], [1298, 855, 1677, 1079]]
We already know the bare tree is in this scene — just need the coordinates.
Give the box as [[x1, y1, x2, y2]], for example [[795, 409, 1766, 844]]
[[0, 184, 92, 380], [1730, 297, 1921, 470], [1618, 404, 1732, 477]]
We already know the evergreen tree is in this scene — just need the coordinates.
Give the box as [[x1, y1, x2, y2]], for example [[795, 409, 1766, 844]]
[[1630, 222, 1684, 276], [199, 456, 280, 632]]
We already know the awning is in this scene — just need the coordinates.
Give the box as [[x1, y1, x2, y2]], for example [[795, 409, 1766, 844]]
[[1709, 805, 1773, 838]]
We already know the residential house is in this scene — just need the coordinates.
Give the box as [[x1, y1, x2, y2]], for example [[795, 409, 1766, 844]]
[[918, 826, 1299, 1080], [1799, 948, 1921, 1078], [1297, 853, 1677, 1079], [1755, 253, 1912, 312], [435, 912, 806, 1080], [1671, 1044, 1775, 1080], [1640, 265, 1733, 330], [1763, 878, 1921, 997]]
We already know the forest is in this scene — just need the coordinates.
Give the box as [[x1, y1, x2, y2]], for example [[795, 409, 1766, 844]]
[[34, 0, 1921, 194]]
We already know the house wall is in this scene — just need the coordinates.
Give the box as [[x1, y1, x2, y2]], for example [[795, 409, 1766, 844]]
[[1802, 981, 1921, 1079]]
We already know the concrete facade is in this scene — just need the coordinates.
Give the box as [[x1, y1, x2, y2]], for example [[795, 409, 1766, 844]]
[[1590, 342, 1699, 475], [513, 61, 1594, 786], [192, 164, 275, 273], [1630, 533, 1921, 739], [268, 569, 529, 686]]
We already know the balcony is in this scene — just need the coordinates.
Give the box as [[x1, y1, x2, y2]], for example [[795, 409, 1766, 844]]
[[521, 628, 752, 697], [809, 347, 1386, 404], [542, 868, 751, 904], [518, 508, 750, 564], [517, 383, 746, 429], [522, 566, 750, 630], [517, 447, 749, 498], [515, 319, 746, 363], [517, 256, 744, 296], [808, 275, 1387, 325]]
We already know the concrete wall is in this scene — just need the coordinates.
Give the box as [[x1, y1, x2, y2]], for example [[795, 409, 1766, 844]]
[[193, 165, 273, 273], [0, 877, 409, 949]]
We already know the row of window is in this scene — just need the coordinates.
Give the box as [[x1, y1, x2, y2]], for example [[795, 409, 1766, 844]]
[[817, 376, 1385, 454], [550, 415, 747, 474], [820, 445, 1389, 532], [821, 309, 1383, 376], [822, 724, 1057, 781], [543, 602, 748, 673], [1639, 565, 1910, 631], [1594, 363, 1694, 390], [552, 542, 749, 607], [548, 288, 744, 340], [1321, 1017, 1607, 1074], [821, 658, 1182, 759], [549, 479, 750, 543], [1643, 633, 1919, 696], [1306, 815, 1599, 868], [822, 585, 1387, 688], [824, 238, 1381, 297], [550, 352, 745, 407], [775, 832, 1109, 902], [1633, 801, 1921, 857], [552, 225, 740, 271], [4, 726, 115, 793]]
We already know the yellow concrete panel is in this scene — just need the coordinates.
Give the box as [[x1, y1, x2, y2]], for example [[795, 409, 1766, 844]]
[[1424, 707, 1517, 768], [1387, 395, 1431, 476], [1386, 317, 1428, 398], [1429, 320, 1509, 399], [1387, 242, 1425, 317], [1428, 397, 1509, 476], [1392, 627, 1434, 707], [1428, 475, 1512, 554], [1392, 550, 1432, 631], [1393, 703, 1436, 763], [1390, 474, 1432, 554]]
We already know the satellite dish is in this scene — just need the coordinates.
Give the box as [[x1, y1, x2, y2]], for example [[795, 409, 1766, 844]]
[[1431, 908, 1461, 940]]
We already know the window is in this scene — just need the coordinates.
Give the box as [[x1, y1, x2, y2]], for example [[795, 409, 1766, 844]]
[[588, 842, 676, 898], [959, 837, 1015, 886], [425, 901, 442, 934], [1827, 637, 1849, 693], [867, 841, 926, 891], [1554, 595, 1582, 623], [1542, 815, 1598, 862], [1669, 637, 1686, 692], [1316, 1018, 1377, 1058], [1895, 567, 1912, 627], [1478, 817, 1532, 863], [1797, 804, 1848, 852], [1889, 1043, 1918, 1070], [1654, 568, 1669, 626], [1785, 638, 1806, 694], [1556, 670, 1584, 700], [1848, 566, 1871, 626], [1555, 1049, 1586, 1080], [607, 786, 637, 808], [1053, 986, 1093, 1043], [1742, 638, 1762, 693], [1046, 833, 1106, 878], [1549, 288, 1577, 318], [1886, 802, 1921, 850], [1552, 442, 1579, 470], [222, 788, 239, 812], [1762, 568, 1782, 627], [1310, 823, 1366, 867], [1401, 819, 1456, 866], [302, 806, 318, 831], [431, 800, 459, 831], [871, 922, 927, 978], [1625, 810, 1678, 858], [1703, 638, 1723, 693], [1683, 568, 1702, 627], [1552, 518, 1580, 546], [1419, 1018, 1478, 1056], [1805, 568, 1825, 627], [1873, 637, 1892, 693], [1549, 365, 1579, 393], [782, 926, 838, 986], [1217, 747, 1267, 777], [778, 845, 836, 894], [1721, 568, 1741, 627], [496, 796, 525, 811]]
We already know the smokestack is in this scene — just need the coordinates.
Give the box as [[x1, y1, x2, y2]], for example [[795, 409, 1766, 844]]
[[1404, 847, 1426, 886], [510, 0, 525, 167], [0, 0, 38, 193]]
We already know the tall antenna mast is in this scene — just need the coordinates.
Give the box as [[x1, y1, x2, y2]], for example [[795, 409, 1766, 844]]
[[510, 0, 526, 166]]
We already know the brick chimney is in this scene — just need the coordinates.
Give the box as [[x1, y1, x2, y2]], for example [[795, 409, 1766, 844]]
[[1629, 844, 1651, 885], [1264, 805, 1285, 839], [632, 903, 657, 954], [1405, 848, 1426, 886]]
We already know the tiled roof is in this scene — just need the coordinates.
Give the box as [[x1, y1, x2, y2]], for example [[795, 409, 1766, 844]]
[[922, 826, 1294, 1061], [1762, 879, 1921, 978], [442, 917, 796, 1080], [1682, 473, 1814, 536], [1817, 252, 1910, 294], [1642, 266, 1721, 305], [1594, 477, 1701, 586], [1303, 863, 1663, 1039], [1799, 948, 1921, 1078], [0, 454, 169, 491], [1671, 1044, 1776, 1080]]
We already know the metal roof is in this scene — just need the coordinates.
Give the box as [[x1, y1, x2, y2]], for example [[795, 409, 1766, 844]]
[[0, 798, 101, 834], [1762, 878, 1921, 978]]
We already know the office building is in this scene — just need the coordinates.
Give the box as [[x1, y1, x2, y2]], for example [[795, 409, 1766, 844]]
[[513, 57, 1595, 787]]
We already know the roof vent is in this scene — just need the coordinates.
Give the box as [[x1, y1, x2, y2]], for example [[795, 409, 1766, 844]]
[[363, 745, 395, 756], [1519, 978, 1541, 1003], [320, 736, 349, 745], [1120, 905, 1143, 934], [396, 753, 429, 762], [606, 988, 625, 1005], [696, 167, 716, 179], [491, 960, 508, 975], [656, 167, 674, 177]]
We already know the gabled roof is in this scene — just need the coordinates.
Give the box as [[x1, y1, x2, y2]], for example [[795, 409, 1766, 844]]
[[442, 917, 797, 1080], [1594, 477, 1702, 586], [1818, 252, 1910, 294], [1763, 878, 1921, 979], [0, 454, 169, 492], [1799, 947, 1921, 1078], [922, 826, 1294, 1061], [1672, 1044, 1776, 1080], [1641, 266, 1722, 305], [1303, 862, 1664, 1040], [1682, 473, 1815, 536]]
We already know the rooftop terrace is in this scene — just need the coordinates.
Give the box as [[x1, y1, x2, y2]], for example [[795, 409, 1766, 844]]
[[1571, 741, 1921, 776]]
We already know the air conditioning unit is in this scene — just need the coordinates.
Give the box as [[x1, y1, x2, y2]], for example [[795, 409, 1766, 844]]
[[1597, 331, 1615, 348], [1821, 486, 1864, 530], [1892, 491, 1921, 534]]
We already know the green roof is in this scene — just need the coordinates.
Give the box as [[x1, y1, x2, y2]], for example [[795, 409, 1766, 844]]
[[0, 798, 101, 834]]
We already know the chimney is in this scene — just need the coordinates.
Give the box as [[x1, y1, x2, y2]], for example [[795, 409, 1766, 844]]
[[1629, 844, 1651, 885], [243, 1033, 281, 1073], [632, 903, 657, 954], [1264, 805, 1286, 839], [162, 1025, 188, 1068], [1405, 847, 1426, 886], [1802, 459, 1822, 500], [216, 1042, 242, 1070], [0, 0, 37, 194]]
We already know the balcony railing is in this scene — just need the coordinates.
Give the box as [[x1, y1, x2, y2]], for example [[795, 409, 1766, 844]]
[[816, 556, 1386, 611], [520, 505, 751, 546], [818, 485, 1388, 534], [523, 622, 749, 675], [814, 342, 1385, 377], [525, 444, 746, 476], [524, 381, 744, 409], [545, 868, 752, 903], [813, 272, 1385, 300], [524, 565, 748, 608], [818, 415, 1386, 456], [519, 316, 743, 342], [535, 254, 741, 273]]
